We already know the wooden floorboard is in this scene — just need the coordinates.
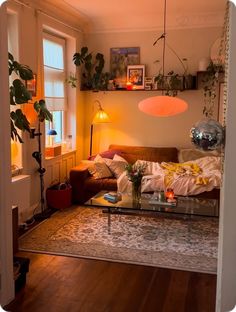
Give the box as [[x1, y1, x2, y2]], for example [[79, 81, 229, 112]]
[[5, 251, 216, 312]]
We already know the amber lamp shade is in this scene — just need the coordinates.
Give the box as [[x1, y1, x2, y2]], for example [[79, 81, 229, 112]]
[[138, 96, 188, 117], [92, 108, 111, 124]]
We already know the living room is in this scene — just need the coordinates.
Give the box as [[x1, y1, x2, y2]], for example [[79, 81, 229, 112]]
[[1, 0, 236, 311]]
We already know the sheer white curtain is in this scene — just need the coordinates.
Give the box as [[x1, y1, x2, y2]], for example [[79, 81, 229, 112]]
[[43, 33, 67, 144], [43, 35, 67, 111]]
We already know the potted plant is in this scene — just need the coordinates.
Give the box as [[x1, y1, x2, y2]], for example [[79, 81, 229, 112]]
[[73, 46, 110, 91], [153, 56, 196, 96], [154, 70, 184, 96]]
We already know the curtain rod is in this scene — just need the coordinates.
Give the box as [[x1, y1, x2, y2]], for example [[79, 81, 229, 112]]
[[11, 0, 83, 33]]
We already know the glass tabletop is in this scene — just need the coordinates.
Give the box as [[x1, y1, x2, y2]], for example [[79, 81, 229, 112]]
[[84, 191, 219, 218]]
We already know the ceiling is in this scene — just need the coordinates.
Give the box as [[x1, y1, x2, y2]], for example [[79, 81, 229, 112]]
[[28, 0, 227, 33]]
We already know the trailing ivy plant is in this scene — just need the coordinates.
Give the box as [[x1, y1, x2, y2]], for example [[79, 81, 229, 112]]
[[73, 46, 110, 91], [154, 70, 183, 97], [201, 60, 224, 118], [8, 53, 52, 142]]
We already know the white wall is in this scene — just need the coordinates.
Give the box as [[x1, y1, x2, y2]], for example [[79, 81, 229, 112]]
[[85, 28, 221, 76], [6, 1, 84, 215], [81, 27, 221, 157], [216, 3, 236, 311]]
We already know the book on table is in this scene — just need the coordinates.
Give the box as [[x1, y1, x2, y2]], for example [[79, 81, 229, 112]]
[[103, 192, 121, 202]]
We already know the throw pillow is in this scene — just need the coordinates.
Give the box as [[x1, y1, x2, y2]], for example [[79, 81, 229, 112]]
[[113, 154, 128, 162], [135, 159, 162, 175], [88, 154, 113, 179], [88, 149, 122, 161], [104, 154, 128, 178], [178, 148, 220, 163]]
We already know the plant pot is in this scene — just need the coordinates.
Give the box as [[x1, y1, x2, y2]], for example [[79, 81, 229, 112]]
[[46, 183, 72, 210]]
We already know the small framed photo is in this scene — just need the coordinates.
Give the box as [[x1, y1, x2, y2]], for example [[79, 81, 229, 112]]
[[25, 74, 37, 97], [127, 65, 145, 89]]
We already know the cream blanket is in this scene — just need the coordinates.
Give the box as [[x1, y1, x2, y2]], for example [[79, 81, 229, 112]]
[[117, 156, 221, 196]]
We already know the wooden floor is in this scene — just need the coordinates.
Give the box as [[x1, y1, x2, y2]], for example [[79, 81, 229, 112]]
[[5, 251, 216, 312]]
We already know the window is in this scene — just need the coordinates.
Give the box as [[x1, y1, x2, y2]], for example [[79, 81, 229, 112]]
[[43, 32, 67, 146]]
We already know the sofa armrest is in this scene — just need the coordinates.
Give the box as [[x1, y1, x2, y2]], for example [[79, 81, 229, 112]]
[[70, 163, 91, 203]]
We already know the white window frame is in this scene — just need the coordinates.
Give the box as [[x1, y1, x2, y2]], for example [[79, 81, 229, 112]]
[[43, 31, 67, 146]]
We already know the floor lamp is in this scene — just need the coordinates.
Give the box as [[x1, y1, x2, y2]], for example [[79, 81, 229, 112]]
[[90, 100, 111, 156]]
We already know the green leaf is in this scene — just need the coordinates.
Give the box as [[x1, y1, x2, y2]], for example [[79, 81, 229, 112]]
[[11, 120, 24, 143], [10, 109, 30, 132], [34, 100, 52, 122], [12, 79, 32, 104], [18, 64, 34, 80], [81, 46, 88, 56]]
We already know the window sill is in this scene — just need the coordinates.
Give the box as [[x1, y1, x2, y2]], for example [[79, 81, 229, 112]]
[[11, 165, 23, 177], [45, 149, 76, 161]]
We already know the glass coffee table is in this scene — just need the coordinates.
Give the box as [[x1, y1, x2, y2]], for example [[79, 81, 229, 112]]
[[84, 191, 219, 232]]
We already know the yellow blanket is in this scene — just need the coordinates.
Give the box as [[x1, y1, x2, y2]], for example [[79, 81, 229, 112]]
[[161, 162, 209, 187]]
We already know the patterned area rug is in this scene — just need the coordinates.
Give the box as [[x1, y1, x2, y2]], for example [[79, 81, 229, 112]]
[[19, 206, 219, 274]]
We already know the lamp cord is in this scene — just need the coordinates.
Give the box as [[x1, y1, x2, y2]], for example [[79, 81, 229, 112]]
[[162, 0, 167, 80]]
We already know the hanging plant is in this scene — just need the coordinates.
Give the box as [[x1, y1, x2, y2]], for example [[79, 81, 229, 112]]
[[201, 60, 224, 118]]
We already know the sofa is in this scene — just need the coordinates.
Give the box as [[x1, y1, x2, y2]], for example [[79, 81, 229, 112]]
[[70, 144, 220, 204]]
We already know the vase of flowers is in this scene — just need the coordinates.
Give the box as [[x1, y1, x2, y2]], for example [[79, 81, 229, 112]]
[[125, 163, 147, 204]]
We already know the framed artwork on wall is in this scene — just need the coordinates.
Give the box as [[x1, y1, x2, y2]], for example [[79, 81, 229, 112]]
[[127, 65, 145, 89], [25, 74, 37, 97], [110, 47, 140, 88]]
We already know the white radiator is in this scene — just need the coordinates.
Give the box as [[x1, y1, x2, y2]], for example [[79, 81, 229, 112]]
[[11, 175, 30, 224]]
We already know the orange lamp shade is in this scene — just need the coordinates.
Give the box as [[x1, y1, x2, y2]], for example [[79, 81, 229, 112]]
[[138, 96, 188, 117], [92, 109, 111, 124]]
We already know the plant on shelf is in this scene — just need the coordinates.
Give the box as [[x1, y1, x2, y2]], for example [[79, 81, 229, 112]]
[[65, 73, 77, 88], [154, 70, 184, 96], [9, 52, 52, 142], [73, 46, 110, 91], [201, 60, 224, 118], [153, 56, 194, 96]]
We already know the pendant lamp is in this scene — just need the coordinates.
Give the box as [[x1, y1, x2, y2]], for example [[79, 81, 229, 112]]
[[138, 0, 188, 117]]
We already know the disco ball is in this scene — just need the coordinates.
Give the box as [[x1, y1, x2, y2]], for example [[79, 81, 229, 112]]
[[190, 119, 225, 151]]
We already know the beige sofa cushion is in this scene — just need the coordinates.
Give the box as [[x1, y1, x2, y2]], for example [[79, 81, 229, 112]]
[[178, 148, 220, 163], [87, 155, 113, 179], [104, 154, 128, 178]]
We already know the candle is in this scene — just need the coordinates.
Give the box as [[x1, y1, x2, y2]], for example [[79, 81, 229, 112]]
[[126, 81, 133, 90], [165, 188, 174, 200]]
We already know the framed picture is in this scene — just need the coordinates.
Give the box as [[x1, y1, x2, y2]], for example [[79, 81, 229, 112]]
[[25, 74, 37, 97], [110, 47, 140, 88], [127, 65, 145, 89]]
